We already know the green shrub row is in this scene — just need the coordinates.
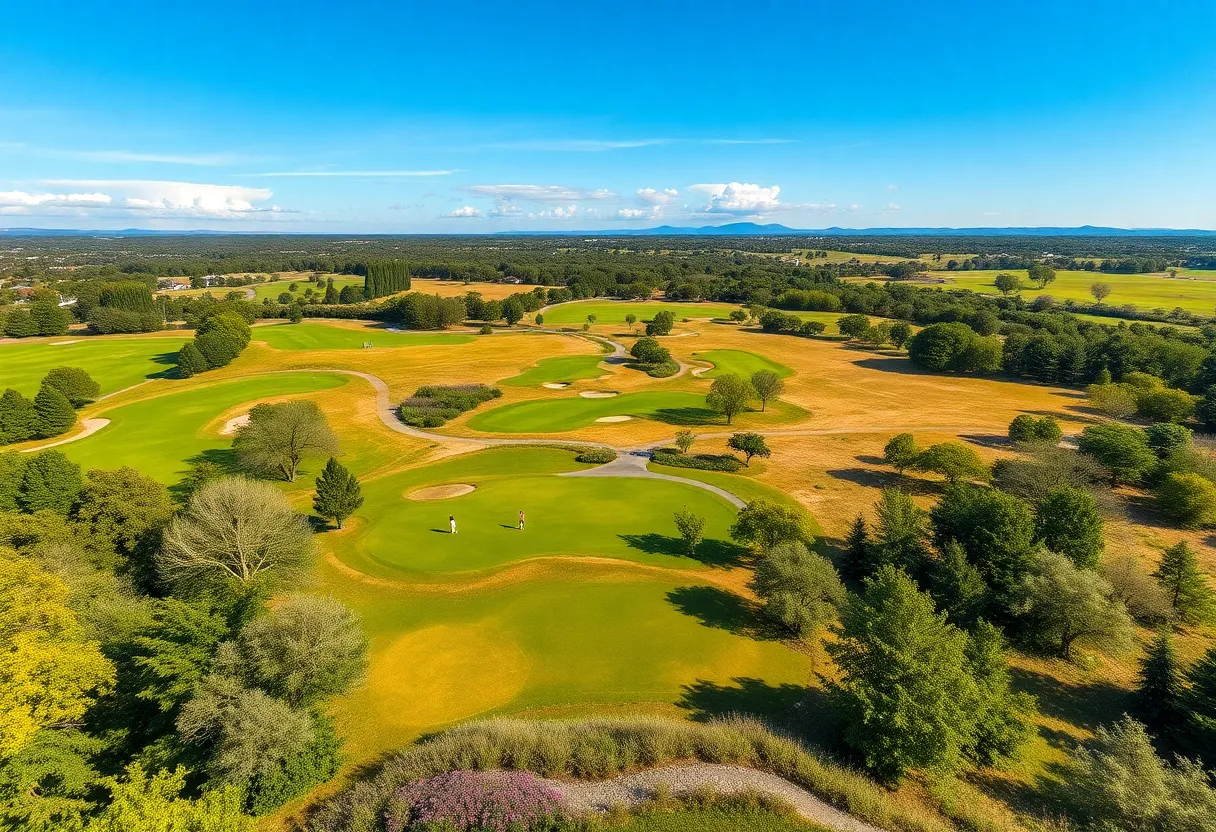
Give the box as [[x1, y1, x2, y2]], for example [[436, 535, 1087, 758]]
[[651, 450, 744, 472], [574, 448, 616, 464], [398, 384, 501, 427]]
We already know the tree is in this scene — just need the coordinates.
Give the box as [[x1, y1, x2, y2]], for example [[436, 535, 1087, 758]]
[[889, 322, 912, 348], [750, 540, 845, 638], [1147, 422, 1193, 459], [907, 322, 979, 371], [32, 383, 75, 439], [624, 313, 637, 332], [41, 368, 99, 408], [629, 336, 670, 365], [930, 541, 987, 628], [157, 477, 316, 591], [1156, 473, 1216, 528], [1103, 555, 1174, 625], [1008, 414, 1061, 444], [1014, 552, 1134, 660], [1090, 282, 1113, 303], [126, 598, 230, 717], [727, 432, 770, 466], [931, 483, 1038, 607], [706, 374, 755, 425], [749, 370, 784, 411], [965, 620, 1036, 765], [727, 309, 746, 323], [1153, 541, 1216, 624], [0, 389, 37, 445], [869, 488, 930, 577], [3, 309, 37, 338], [645, 310, 674, 336], [73, 467, 173, 557], [912, 442, 989, 483], [836, 314, 870, 339], [1028, 263, 1056, 288], [1186, 645, 1216, 760], [233, 401, 339, 482], [175, 341, 209, 378], [30, 298, 70, 337], [586, 313, 597, 326], [0, 453, 24, 512], [843, 513, 870, 581], [1087, 382, 1139, 419], [1139, 388, 1196, 424], [288, 303, 303, 324], [1077, 423, 1157, 484], [1197, 386, 1216, 432], [235, 594, 366, 707], [83, 764, 255, 832], [883, 432, 920, 473], [1035, 487, 1104, 569], [18, 451, 82, 514], [502, 298, 524, 325], [729, 499, 810, 551], [0, 553, 114, 759], [674, 429, 695, 454], [323, 279, 339, 304], [993, 272, 1023, 295], [1134, 628, 1187, 739], [312, 458, 363, 529], [826, 565, 982, 782], [672, 509, 705, 557]]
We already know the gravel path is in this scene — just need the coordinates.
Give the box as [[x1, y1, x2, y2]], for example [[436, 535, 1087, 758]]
[[538, 763, 885, 832]]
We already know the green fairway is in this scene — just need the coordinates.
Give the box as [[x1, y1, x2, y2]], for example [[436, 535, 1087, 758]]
[[466, 391, 714, 433], [252, 321, 476, 350], [341, 448, 743, 578], [692, 349, 793, 379], [57, 372, 349, 483], [924, 268, 1216, 314], [543, 300, 740, 326], [499, 354, 607, 386], [0, 335, 190, 397]]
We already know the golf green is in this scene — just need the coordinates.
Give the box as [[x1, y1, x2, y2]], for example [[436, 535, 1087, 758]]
[[0, 335, 189, 397], [252, 321, 475, 351], [542, 300, 739, 326], [466, 391, 714, 433], [56, 372, 350, 483], [500, 355, 607, 386], [692, 349, 793, 379], [340, 449, 743, 577]]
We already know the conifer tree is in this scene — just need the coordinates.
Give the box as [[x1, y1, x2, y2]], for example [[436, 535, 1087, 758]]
[[33, 382, 76, 439], [931, 540, 988, 628], [313, 457, 363, 529], [843, 513, 870, 581], [0, 389, 37, 445], [1184, 644, 1216, 763], [1134, 628, 1186, 740], [1153, 541, 1216, 624], [965, 619, 1036, 765]]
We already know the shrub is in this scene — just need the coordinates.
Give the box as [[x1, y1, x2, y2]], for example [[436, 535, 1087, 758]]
[[384, 770, 564, 832], [574, 447, 615, 464], [1077, 423, 1156, 484], [398, 385, 501, 427], [41, 367, 100, 407], [837, 314, 871, 339], [1156, 472, 1216, 527], [1137, 387, 1196, 423], [911, 442, 988, 483], [798, 320, 826, 336], [479, 324, 493, 335], [1008, 415, 1061, 444], [758, 310, 801, 333], [245, 713, 342, 815], [650, 450, 744, 472], [645, 310, 675, 336]]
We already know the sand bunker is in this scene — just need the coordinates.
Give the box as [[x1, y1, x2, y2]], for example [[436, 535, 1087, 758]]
[[408, 483, 477, 501], [220, 414, 250, 435], [50, 340, 82, 345], [542, 382, 570, 389], [594, 415, 633, 423], [580, 390, 618, 398]]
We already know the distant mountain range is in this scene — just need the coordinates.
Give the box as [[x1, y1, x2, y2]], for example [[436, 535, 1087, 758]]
[[3, 223, 1216, 237]]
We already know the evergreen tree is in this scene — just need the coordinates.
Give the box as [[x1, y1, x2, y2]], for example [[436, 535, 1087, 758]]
[[1035, 487, 1104, 569], [1184, 644, 1216, 764], [42, 367, 100, 408], [0, 389, 37, 445], [1134, 628, 1187, 741], [17, 450, 83, 514], [930, 541, 987, 628], [965, 620, 1036, 765], [175, 342, 210, 378], [324, 278, 339, 304], [30, 298, 70, 336], [843, 513, 870, 581], [869, 488, 930, 578], [1153, 541, 1216, 624], [312, 458, 363, 529], [33, 382, 76, 439]]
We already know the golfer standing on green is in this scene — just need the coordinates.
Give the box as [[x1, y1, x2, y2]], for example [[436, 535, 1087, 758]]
[[518, 510, 526, 530], [449, 515, 457, 534]]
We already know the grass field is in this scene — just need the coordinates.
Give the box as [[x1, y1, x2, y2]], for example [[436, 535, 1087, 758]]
[[499, 355, 608, 386], [465, 391, 714, 433], [0, 334, 190, 397], [692, 349, 793, 379], [923, 268, 1216, 314], [248, 276, 364, 302], [252, 321, 476, 351], [542, 300, 740, 326]]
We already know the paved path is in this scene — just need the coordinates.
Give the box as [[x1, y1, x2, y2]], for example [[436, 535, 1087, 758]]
[[560, 450, 745, 508], [20, 418, 110, 452], [539, 763, 884, 832]]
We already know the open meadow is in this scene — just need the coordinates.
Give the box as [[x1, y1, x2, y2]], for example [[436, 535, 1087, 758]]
[[920, 268, 1216, 314]]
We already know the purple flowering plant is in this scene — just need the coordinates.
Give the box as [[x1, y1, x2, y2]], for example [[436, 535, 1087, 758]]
[[385, 770, 565, 832]]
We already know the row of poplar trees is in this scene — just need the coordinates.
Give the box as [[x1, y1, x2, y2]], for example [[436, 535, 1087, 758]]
[[362, 260, 411, 299]]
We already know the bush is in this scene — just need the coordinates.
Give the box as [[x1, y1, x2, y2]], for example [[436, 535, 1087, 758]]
[[478, 324, 493, 335], [758, 310, 801, 333], [41, 367, 99, 408], [650, 450, 744, 472], [384, 770, 562, 832], [398, 385, 501, 427], [1008, 415, 1061, 444], [1156, 472, 1216, 527], [574, 447, 615, 464], [1137, 388, 1196, 424], [1077, 422, 1156, 484], [245, 713, 342, 815]]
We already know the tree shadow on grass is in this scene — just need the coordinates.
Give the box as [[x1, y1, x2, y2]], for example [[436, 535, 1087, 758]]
[[666, 585, 780, 640], [651, 407, 721, 426], [618, 533, 748, 568], [168, 448, 241, 501], [1009, 666, 1129, 731], [677, 679, 844, 750]]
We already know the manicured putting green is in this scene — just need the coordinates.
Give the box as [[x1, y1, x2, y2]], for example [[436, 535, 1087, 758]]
[[57, 372, 349, 483], [340, 449, 742, 577], [542, 300, 739, 325], [923, 268, 1216, 314], [466, 391, 713, 433], [500, 355, 606, 386], [252, 321, 475, 351], [693, 349, 793, 379], [0, 335, 190, 397]]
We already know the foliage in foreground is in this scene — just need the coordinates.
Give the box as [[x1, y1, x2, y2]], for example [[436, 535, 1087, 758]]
[[398, 385, 502, 428]]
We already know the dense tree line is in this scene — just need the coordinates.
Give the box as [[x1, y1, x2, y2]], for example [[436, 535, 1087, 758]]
[[363, 259, 411, 299]]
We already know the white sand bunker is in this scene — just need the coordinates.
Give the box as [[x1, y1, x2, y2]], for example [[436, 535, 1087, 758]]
[[220, 414, 250, 435], [542, 382, 570, 389], [51, 339, 82, 345], [408, 483, 476, 501], [595, 415, 633, 423], [580, 390, 618, 398]]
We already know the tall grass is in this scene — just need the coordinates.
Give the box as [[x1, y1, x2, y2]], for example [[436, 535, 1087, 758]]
[[306, 716, 961, 832]]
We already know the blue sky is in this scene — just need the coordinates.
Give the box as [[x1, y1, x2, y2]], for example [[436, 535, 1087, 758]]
[[2, 0, 1215, 232]]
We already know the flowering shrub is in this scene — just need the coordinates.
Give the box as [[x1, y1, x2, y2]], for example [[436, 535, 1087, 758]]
[[384, 770, 564, 832]]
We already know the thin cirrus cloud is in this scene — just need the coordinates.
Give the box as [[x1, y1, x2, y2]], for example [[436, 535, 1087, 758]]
[[483, 138, 797, 151], [0, 144, 246, 165], [248, 169, 459, 177], [463, 184, 614, 202]]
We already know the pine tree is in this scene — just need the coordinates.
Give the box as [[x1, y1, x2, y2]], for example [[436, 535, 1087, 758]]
[[33, 382, 76, 439], [843, 513, 870, 581], [965, 620, 1035, 765], [931, 540, 988, 628], [1183, 644, 1216, 765], [1134, 628, 1186, 741], [313, 457, 363, 529], [0, 388, 37, 445], [1153, 541, 1216, 624]]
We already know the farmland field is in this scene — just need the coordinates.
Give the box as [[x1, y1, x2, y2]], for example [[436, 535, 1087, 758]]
[[541, 299, 740, 325], [922, 268, 1216, 313]]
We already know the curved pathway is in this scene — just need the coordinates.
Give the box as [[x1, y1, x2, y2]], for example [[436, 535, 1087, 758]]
[[540, 763, 884, 832], [20, 418, 110, 453]]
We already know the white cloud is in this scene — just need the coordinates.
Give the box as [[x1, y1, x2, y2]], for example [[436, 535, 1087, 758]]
[[464, 184, 613, 202], [445, 205, 482, 218], [489, 202, 523, 218], [41, 179, 277, 217], [524, 205, 583, 220], [250, 169, 458, 177], [887, 202, 902, 211], [0, 190, 112, 208], [689, 182, 783, 215], [636, 187, 679, 205], [849, 203, 862, 210], [705, 138, 798, 145], [616, 208, 647, 219], [487, 139, 669, 152]]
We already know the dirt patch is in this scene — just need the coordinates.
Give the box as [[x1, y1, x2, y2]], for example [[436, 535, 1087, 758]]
[[542, 382, 570, 389], [580, 390, 618, 398], [220, 414, 250, 435], [594, 415, 632, 423], [50, 339, 82, 345], [407, 483, 477, 500]]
